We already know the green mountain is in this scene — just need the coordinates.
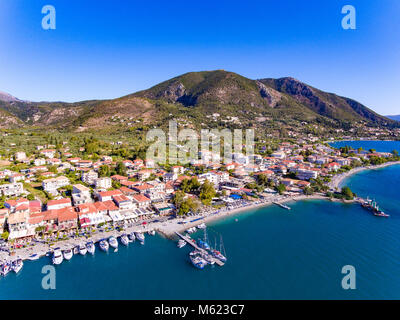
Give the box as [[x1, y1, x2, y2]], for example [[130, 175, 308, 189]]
[[0, 70, 396, 132]]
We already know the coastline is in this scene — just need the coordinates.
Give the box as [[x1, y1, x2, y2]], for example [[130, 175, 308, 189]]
[[327, 161, 400, 191], [3, 161, 399, 265]]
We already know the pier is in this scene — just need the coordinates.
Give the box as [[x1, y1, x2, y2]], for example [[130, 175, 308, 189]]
[[273, 202, 291, 210], [175, 232, 225, 266]]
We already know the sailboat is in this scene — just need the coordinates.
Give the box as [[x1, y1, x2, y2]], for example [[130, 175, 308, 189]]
[[210, 234, 227, 262], [197, 228, 211, 250]]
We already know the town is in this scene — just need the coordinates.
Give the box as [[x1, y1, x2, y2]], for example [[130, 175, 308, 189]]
[[0, 134, 399, 268]]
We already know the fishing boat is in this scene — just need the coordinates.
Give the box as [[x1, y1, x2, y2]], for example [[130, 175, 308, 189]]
[[177, 239, 186, 248], [86, 242, 95, 255], [99, 239, 109, 252], [78, 244, 87, 255], [108, 236, 118, 249], [63, 248, 73, 260], [11, 259, 23, 273], [128, 232, 136, 242], [73, 247, 79, 255], [1, 262, 11, 276], [52, 249, 63, 265], [189, 251, 207, 269], [135, 232, 145, 242], [120, 234, 129, 246]]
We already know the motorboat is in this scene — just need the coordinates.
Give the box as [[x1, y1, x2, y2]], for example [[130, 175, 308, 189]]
[[177, 239, 186, 248], [78, 244, 87, 255], [86, 242, 95, 255], [99, 239, 109, 252], [108, 236, 118, 249], [63, 248, 73, 260], [1, 262, 11, 276], [135, 232, 145, 242], [120, 234, 129, 246], [11, 259, 23, 273], [52, 249, 63, 265], [128, 232, 136, 242]]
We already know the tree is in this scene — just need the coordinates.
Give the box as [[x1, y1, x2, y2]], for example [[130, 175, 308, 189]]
[[115, 162, 126, 176], [276, 183, 286, 195], [199, 180, 216, 205], [341, 186, 354, 200], [1, 231, 9, 240], [98, 165, 110, 177]]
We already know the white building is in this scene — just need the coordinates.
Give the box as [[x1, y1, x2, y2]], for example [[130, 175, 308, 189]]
[[94, 177, 112, 190]]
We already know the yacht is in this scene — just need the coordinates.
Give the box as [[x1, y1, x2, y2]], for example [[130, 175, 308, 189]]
[[197, 223, 206, 229], [11, 259, 23, 273], [86, 242, 95, 255], [128, 232, 136, 242], [177, 239, 186, 248], [135, 232, 145, 242], [52, 249, 63, 265], [189, 251, 207, 269], [63, 248, 73, 260], [99, 239, 109, 252], [1, 262, 11, 276], [108, 236, 118, 249], [120, 234, 129, 246], [78, 244, 87, 255]]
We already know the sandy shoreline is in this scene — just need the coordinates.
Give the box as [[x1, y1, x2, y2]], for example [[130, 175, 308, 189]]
[[328, 161, 400, 191], [3, 161, 398, 264]]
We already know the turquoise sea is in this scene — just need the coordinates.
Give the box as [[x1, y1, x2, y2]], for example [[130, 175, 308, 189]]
[[1, 141, 400, 299]]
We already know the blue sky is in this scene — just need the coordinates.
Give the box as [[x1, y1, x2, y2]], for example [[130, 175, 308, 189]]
[[0, 0, 399, 114]]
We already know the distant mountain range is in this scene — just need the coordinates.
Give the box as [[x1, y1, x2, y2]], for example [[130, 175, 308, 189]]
[[0, 70, 397, 131], [386, 115, 400, 121]]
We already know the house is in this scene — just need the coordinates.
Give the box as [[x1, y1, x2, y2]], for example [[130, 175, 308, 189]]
[[163, 172, 178, 182], [132, 194, 151, 208], [8, 173, 25, 183], [40, 149, 56, 158], [137, 169, 153, 181], [72, 184, 92, 205], [47, 198, 72, 210], [94, 177, 112, 190], [57, 207, 78, 230], [4, 198, 30, 213], [0, 208, 9, 233], [14, 152, 27, 162], [172, 166, 184, 175], [42, 176, 70, 192], [97, 189, 123, 202], [111, 175, 128, 183], [145, 159, 155, 168], [76, 160, 93, 168], [77, 203, 105, 227], [34, 158, 46, 166], [112, 194, 135, 211], [327, 162, 340, 172], [0, 183, 24, 197], [81, 170, 98, 185]]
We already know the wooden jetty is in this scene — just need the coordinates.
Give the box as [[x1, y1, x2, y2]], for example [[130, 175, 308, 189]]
[[175, 232, 225, 266]]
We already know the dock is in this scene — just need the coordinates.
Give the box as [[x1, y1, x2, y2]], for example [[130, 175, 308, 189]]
[[175, 232, 225, 266], [273, 202, 291, 210]]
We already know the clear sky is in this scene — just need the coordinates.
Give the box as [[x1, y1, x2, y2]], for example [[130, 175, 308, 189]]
[[0, 0, 399, 114]]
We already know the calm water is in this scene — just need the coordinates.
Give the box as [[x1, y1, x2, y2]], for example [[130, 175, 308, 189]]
[[1, 141, 400, 299], [329, 140, 400, 153]]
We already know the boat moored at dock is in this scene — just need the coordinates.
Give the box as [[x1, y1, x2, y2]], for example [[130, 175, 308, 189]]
[[78, 244, 87, 255], [128, 232, 136, 242], [99, 240, 109, 252], [120, 234, 129, 246], [63, 248, 73, 260], [177, 239, 186, 248], [52, 249, 63, 265], [135, 232, 145, 242], [11, 259, 23, 273], [1, 262, 11, 276], [361, 197, 390, 217], [86, 242, 95, 255], [108, 236, 118, 249], [189, 251, 208, 269]]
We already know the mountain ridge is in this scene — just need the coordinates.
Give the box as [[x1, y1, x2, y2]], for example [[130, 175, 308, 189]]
[[0, 70, 396, 131]]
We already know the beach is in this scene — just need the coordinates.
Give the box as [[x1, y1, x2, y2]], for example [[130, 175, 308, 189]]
[[328, 161, 400, 191]]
